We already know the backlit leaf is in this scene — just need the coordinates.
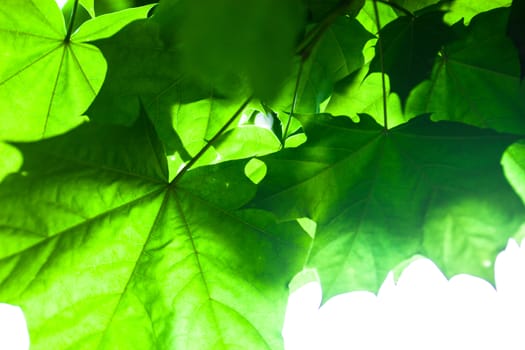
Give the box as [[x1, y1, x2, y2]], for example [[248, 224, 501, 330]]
[[1, 1, 523, 348], [406, 8, 525, 134], [0, 0, 152, 141], [270, 17, 373, 114], [154, 0, 306, 100], [250, 113, 524, 299], [0, 115, 309, 350]]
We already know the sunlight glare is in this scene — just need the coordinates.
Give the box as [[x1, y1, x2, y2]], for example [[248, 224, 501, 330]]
[[55, 0, 67, 9], [283, 238, 525, 350], [0, 304, 29, 350]]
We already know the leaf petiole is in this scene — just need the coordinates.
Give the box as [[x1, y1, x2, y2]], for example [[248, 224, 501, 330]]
[[282, 60, 304, 148], [64, 0, 80, 42]]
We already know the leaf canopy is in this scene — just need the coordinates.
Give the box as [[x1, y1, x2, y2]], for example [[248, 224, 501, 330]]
[[1, 0, 525, 349], [270, 16, 373, 115]]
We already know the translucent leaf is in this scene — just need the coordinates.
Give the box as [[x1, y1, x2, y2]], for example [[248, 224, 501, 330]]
[[79, 0, 95, 17], [325, 69, 406, 127], [72, 4, 155, 41], [406, 8, 525, 134], [0, 0, 152, 141], [0, 116, 309, 349], [270, 17, 373, 114], [443, 0, 511, 25], [250, 113, 524, 299]]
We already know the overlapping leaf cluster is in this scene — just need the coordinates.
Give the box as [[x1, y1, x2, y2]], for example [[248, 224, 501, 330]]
[[1, 0, 524, 349]]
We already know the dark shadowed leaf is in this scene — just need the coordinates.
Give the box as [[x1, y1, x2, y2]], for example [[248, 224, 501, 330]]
[[406, 8, 525, 134], [153, 0, 306, 101], [88, 20, 264, 171], [356, 0, 399, 34], [369, 10, 453, 103], [507, 0, 525, 79], [302, 0, 364, 22], [88, 19, 204, 127], [325, 67, 406, 127]]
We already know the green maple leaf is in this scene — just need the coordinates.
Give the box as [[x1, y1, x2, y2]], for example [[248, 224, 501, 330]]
[[250, 113, 524, 299], [88, 19, 281, 175], [0, 114, 309, 349], [0, 0, 153, 141], [507, 0, 525, 79], [406, 8, 525, 133], [87, 19, 194, 128], [325, 67, 406, 127], [270, 16, 373, 115], [356, 0, 399, 34]]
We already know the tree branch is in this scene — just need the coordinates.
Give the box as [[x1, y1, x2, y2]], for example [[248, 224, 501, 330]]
[[64, 0, 80, 42]]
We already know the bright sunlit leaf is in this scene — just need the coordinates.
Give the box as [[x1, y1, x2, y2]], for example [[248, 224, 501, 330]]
[[0, 0, 152, 141]]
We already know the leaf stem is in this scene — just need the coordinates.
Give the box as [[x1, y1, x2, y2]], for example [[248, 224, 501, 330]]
[[172, 96, 252, 183], [372, 0, 388, 131], [65, 0, 80, 42], [282, 60, 305, 148], [376, 0, 415, 18]]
